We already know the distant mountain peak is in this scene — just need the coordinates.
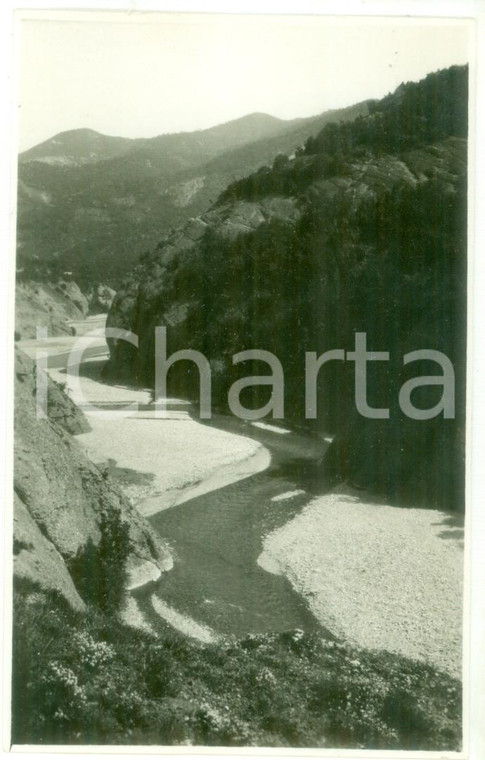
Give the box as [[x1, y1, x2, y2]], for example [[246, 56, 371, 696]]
[[19, 129, 135, 167], [222, 112, 283, 124]]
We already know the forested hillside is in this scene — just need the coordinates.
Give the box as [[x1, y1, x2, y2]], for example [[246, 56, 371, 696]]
[[106, 65, 467, 511]]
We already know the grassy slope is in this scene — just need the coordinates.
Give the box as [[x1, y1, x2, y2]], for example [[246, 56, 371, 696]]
[[12, 582, 461, 749]]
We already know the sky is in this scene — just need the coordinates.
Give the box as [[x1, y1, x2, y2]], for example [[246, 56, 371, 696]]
[[16, 12, 471, 151]]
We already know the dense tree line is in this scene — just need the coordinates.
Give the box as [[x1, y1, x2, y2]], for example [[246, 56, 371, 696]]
[[154, 172, 466, 509], [217, 65, 467, 206]]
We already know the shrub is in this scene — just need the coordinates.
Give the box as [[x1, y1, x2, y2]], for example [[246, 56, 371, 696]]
[[68, 509, 132, 613]]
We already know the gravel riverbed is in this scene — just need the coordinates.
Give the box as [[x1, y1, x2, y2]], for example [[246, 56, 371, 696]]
[[259, 486, 464, 678], [47, 349, 464, 674]]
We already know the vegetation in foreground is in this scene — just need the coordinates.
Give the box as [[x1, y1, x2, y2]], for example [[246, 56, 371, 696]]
[[12, 581, 461, 750]]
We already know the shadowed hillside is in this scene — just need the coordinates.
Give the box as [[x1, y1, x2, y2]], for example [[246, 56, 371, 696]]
[[105, 65, 467, 512]]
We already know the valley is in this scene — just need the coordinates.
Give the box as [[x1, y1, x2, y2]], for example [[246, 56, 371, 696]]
[[11, 61, 468, 749]]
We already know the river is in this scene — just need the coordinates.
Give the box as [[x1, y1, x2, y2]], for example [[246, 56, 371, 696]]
[[19, 322, 335, 641], [134, 414, 333, 638]]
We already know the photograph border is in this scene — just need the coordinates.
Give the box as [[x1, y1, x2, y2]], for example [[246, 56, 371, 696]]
[[1, 2, 484, 758]]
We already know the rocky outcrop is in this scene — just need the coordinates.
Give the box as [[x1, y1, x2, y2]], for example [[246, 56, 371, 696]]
[[15, 347, 90, 436], [105, 66, 467, 511], [87, 284, 116, 314], [105, 194, 303, 382], [14, 278, 116, 340], [13, 493, 86, 611], [15, 279, 89, 339], [13, 348, 171, 608]]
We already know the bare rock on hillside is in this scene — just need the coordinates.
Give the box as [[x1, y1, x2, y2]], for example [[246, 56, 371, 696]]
[[13, 493, 85, 611], [15, 279, 89, 340], [14, 348, 171, 608], [88, 284, 116, 314]]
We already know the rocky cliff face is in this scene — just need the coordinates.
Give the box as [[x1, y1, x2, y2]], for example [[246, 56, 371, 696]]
[[87, 284, 116, 314], [15, 279, 116, 339], [13, 348, 171, 609], [15, 279, 89, 339], [105, 66, 467, 510]]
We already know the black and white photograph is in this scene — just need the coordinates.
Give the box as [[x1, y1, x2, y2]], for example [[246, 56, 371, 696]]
[[3, 2, 483, 755]]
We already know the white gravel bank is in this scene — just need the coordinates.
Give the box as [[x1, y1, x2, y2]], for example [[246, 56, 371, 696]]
[[259, 488, 464, 678], [75, 414, 266, 506], [151, 596, 219, 643], [49, 358, 269, 509]]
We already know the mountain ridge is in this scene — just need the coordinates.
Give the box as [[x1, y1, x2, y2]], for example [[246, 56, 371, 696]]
[[20, 128, 136, 167], [19, 112, 289, 166], [16, 101, 372, 287]]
